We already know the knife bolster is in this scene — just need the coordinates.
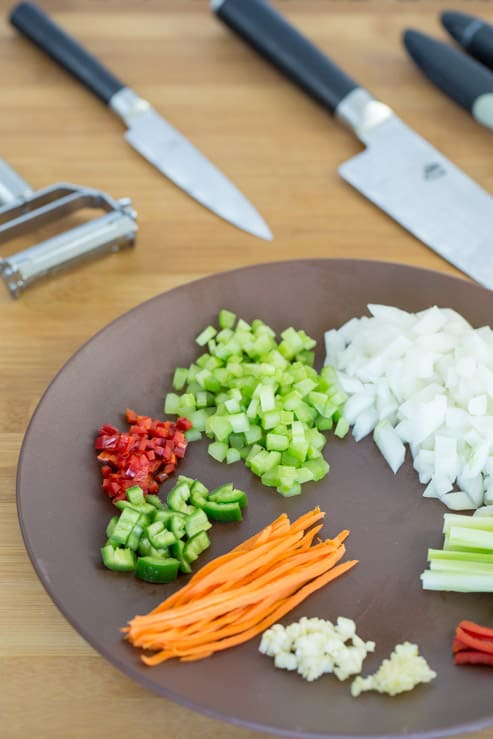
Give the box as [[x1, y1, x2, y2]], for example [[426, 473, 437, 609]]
[[336, 88, 393, 142], [109, 87, 152, 127]]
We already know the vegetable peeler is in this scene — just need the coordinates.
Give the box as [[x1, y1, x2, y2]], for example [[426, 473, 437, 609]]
[[0, 157, 137, 298]]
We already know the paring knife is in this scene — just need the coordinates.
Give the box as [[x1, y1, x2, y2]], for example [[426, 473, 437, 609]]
[[212, 0, 493, 289], [403, 29, 493, 131], [9, 1, 272, 241]]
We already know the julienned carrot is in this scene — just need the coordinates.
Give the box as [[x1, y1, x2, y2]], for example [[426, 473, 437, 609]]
[[124, 507, 357, 664], [142, 560, 357, 665]]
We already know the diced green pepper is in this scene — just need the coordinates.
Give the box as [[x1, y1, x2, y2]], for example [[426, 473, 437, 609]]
[[101, 545, 137, 572], [126, 485, 146, 506], [184, 531, 211, 563], [108, 508, 141, 546], [135, 556, 180, 583], [105, 516, 119, 539], [145, 494, 166, 510], [208, 486, 248, 508], [202, 500, 242, 522], [185, 509, 212, 538], [168, 481, 193, 514], [169, 513, 186, 539], [170, 540, 193, 574], [126, 524, 144, 551], [147, 521, 177, 549]]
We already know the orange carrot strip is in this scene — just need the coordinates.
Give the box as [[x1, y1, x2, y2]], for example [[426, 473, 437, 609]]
[[142, 559, 358, 664], [126, 547, 346, 644]]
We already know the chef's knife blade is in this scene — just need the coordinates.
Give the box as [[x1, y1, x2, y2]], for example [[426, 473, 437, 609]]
[[212, 0, 493, 287], [10, 2, 272, 241], [403, 29, 493, 131]]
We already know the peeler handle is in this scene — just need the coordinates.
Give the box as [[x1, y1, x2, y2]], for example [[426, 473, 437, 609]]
[[10, 1, 124, 105]]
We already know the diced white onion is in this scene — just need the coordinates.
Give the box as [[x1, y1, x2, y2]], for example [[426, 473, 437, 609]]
[[325, 304, 493, 510]]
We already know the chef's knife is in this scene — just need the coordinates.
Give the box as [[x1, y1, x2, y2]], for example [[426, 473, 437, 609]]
[[212, 0, 493, 288], [10, 1, 272, 241], [403, 29, 493, 131]]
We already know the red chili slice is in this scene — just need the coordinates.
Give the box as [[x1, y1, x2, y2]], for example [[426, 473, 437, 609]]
[[458, 620, 493, 641], [455, 627, 493, 656], [454, 650, 493, 666], [95, 408, 190, 502]]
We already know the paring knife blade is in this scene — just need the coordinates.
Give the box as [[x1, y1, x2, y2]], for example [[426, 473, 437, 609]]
[[10, 1, 272, 241], [212, 0, 493, 288]]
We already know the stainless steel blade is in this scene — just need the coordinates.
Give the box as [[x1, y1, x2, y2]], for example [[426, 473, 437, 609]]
[[110, 88, 272, 241], [337, 89, 493, 289]]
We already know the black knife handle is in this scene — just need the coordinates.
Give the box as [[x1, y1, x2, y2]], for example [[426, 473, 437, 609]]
[[403, 28, 493, 114], [10, 1, 124, 105], [212, 0, 358, 114], [441, 11, 493, 72]]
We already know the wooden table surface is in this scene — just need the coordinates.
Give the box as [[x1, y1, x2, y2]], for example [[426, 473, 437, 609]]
[[2, 1, 493, 737]]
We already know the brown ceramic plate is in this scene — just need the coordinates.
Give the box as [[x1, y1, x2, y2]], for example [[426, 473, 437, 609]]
[[17, 259, 493, 739]]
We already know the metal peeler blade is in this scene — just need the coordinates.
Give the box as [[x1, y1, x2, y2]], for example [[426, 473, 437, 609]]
[[0, 158, 138, 297]]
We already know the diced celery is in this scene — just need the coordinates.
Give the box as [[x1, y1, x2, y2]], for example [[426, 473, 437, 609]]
[[226, 447, 241, 464], [266, 433, 289, 452], [261, 410, 281, 430], [165, 313, 348, 496], [172, 367, 188, 391], [196, 325, 217, 346], [258, 384, 275, 412], [304, 457, 330, 481], [206, 415, 232, 442], [334, 417, 350, 438], [218, 309, 236, 329], [208, 441, 228, 462], [244, 425, 262, 444], [164, 392, 180, 415], [228, 412, 250, 433], [185, 429, 202, 442]]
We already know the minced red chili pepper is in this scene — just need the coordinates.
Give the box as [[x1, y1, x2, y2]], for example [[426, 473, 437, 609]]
[[95, 408, 192, 502]]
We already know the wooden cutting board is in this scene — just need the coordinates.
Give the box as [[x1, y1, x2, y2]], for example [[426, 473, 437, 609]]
[[1, 2, 493, 738]]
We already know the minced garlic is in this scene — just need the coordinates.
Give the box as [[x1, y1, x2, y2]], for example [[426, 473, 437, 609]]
[[350, 641, 436, 697]]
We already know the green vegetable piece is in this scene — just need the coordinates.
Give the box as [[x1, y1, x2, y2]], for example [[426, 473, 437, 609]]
[[226, 447, 241, 464], [208, 441, 229, 462], [202, 500, 242, 522], [101, 545, 137, 572], [114, 499, 156, 515], [185, 509, 212, 538], [126, 524, 144, 552], [171, 540, 193, 573], [189, 480, 209, 508], [185, 428, 202, 442], [152, 509, 174, 525], [109, 508, 141, 547], [164, 392, 180, 415], [147, 521, 177, 549], [195, 325, 217, 347], [183, 531, 211, 563], [126, 485, 146, 506], [172, 367, 189, 391], [105, 516, 119, 539], [209, 486, 248, 508], [169, 514, 186, 539], [334, 416, 350, 438], [135, 556, 180, 583], [167, 482, 193, 514], [145, 494, 166, 510]]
